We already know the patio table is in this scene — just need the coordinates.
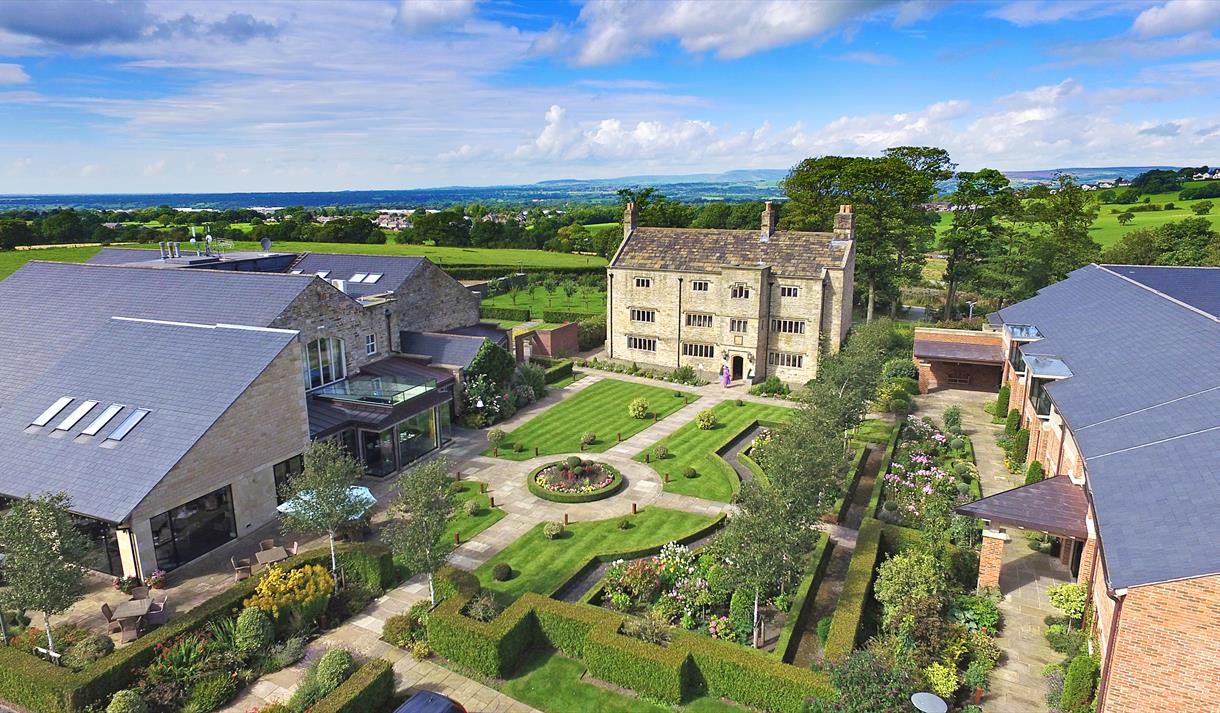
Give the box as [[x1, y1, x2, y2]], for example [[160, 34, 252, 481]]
[[111, 598, 152, 620], [256, 546, 288, 566]]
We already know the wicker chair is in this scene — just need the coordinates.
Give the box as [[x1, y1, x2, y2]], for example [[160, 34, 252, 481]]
[[119, 616, 142, 644], [146, 595, 169, 628], [232, 556, 253, 582], [129, 586, 149, 601], [259, 539, 277, 552], [100, 603, 121, 634]]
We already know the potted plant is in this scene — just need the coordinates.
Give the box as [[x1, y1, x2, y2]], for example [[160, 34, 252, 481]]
[[145, 569, 168, 590], [112, 576, 141, 595]]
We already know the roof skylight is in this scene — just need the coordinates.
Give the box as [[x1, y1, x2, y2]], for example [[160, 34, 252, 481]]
[[106, 408, 150, 442], [316, 271, 330, 279], [55, 400, 98, 431], [32, 397, 73, 427], [363, 273, 382, 284], [351, 272, 368, 282], [82, 403, 124, 436], [290, 270, 303, 274]]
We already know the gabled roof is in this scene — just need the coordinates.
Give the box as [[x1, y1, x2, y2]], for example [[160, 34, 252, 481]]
[[1102, 264, 1220, 318], [400, 331, 488, 368], [957, 476, 1088, 540], [611, 227, 850, 278], [0, 318, 297, 522], [289, 253, 425, 299], [996, 264, 1220, 589]]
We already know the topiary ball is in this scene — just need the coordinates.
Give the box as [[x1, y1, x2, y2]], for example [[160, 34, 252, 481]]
[[950, 437, 965, 451], [234, 606, 274, 655], [492, 563, 512, 581], [683, 466, 698, 479], [565, 455, 582, 469], [883, 500, 899, 512], [543, 522, 564, 539], [107, 690, 148, 713], [315, 649, 357, 695], [463, 499, 482, 516]]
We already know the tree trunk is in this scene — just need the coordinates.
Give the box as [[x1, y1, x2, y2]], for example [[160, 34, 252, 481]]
[[0, 609, 8, 646], [866, 280, 876, 323], [889, 255, 904, 318], [945, 278, 958, 321], [329, 532, 338, 573], [43, 612, 55, 655], [752, 588, 760, 648], [428, 573, 437, 606]]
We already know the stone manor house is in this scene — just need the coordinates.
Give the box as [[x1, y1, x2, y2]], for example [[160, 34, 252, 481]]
[[0, 247, 509, 582], [606, 202, 856, 385]]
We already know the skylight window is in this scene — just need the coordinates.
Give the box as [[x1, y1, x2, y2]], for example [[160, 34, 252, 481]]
[[106, 408, 150, 442], [82, 404, 124, 436], [316, 270, 330, 278], [290, 270, 302, 274], [363, 273, 382, 284], [350, 272, 368, 282], [32, 397, 73, 427], [55, 400, 98, 431]]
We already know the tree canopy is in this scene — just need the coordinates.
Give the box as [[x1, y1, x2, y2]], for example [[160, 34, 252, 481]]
[[384, 457, 457, 605], [279, 440, 370, 572]]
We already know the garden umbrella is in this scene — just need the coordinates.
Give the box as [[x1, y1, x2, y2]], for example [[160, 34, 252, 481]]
[[276, 486, 376, 518]]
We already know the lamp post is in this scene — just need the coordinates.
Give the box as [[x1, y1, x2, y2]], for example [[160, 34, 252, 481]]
[[966, 300, 978, 319], [911, 692, 948, 713]]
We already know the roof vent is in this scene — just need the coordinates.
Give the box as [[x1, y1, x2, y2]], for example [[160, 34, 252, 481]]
[[330, 279, 348, 294]]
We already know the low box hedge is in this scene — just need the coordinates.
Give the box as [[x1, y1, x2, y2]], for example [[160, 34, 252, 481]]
[[0, 543, 391, 713], [526, 461, 624, 503], [822, 519, 883, 662], [541, 308, 602, 323], [774, 532, 833, 663], [479, 305, 531, 322], [531, 357, 574, 384], [425, 567, 833, 713], [866, 421, 905, 518], [829, 445, 869, 524], [310, 658, 395, 713]]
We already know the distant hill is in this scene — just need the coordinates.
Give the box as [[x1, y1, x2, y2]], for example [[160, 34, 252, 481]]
[[1001, 166, 1181, 186]]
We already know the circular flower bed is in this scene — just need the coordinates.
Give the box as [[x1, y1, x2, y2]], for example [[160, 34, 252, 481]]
[[527, 458, 624, 503]]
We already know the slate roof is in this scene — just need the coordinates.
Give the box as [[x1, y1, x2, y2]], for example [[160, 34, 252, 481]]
[[611, 227, 850, 278], [290, 253, 425, 299], [913, 339, 1003, 364], [995, 264, 1220, 589], [0, 318, 297, 522], [87, 247, 168, 265], [1102, 264, 1220, 318], [958, 476, 1089, 539], [444, 323, 510, 347], [400, 332, 488, 368]]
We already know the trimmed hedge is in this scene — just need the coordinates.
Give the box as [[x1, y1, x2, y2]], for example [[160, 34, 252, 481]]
[[480, 305, 531, 322], [541, 309, 603, 323], [531, 357, 574, 384], [425, 569, 833, 713], [737, 450, 769, 487], [309, 658, 394, 713], [526, 462, 624, 503], [829, 445, 869, 524], [446, 265, 603, 280], [822, 519, 883, 662], [866, 420, 905, 518], [0, 544, 392, 713], [774, 533, 833, 663]]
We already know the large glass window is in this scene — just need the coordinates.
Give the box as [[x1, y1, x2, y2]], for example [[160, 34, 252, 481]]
[[273, 455, 304, 504], [361, 429, 396, 477], [72, 515, 122, 576], [304, 337, 347, 390], [438, 403, 454, 444], [149, 486, 237, 572], [397, 409, 439, 467]]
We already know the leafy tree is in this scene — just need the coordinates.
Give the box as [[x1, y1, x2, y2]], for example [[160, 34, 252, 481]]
[[943, 168, 1010, 318], [873, 549, 949, 629], [0, 218, 35, 250], [412, 208, 470, 246], [1116, 210, 1134, 225], [0, 493, 91, 655], [506, 284, 523, 306], [385, 457, 457, 605], [1191, 200, 1213, 215], [715, 483, 816, 647], [467, 340, 516, 390], [561, 280, 577, 305], [615, 186, 656, 210], [691, 202, 732, 228], [279, 441, 369, 572], [1102, 218, 1219, 266], [554, 223, 591, 253]]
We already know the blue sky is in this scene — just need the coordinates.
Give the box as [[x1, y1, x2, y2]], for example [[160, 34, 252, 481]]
[[1, 0, 1219, 193]]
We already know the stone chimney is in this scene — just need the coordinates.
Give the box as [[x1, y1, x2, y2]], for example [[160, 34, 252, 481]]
[[623, 202, 638, 242], [761, 201, 777, 240], [833, 204, 855, 240]]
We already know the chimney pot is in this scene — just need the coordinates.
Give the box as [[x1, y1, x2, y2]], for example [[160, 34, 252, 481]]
[[834, 204, 855, 237], [761, 200, 777, 239], [623, 201, 639, 242]]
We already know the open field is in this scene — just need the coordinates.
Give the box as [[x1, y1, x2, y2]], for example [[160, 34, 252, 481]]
[[473, 507, 717, 600], [635, 400, 793, 502], [487, 378, 697, 460], [482, 283, 605, 317], [0, 245, 101, 279]]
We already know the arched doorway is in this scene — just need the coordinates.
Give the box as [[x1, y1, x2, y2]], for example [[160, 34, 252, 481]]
[[731, 355, 744, 381]]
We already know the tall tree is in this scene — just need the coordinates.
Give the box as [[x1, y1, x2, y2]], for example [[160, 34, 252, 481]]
[[943, 168, 1010, 318], [0, 493, 91, 655], [385, 457, 457, 605], [279, 441, 370, 572], [882, 147, 955, 318]]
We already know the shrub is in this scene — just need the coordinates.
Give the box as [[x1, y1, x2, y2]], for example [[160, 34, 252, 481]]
[[963, 659, 990, 692], [617, 517, 633, 530], [513, 362, 548, 400], [310, 658, 394, 713], [808, 650, 916, 713], [486, 428, 506, 448], [462, 499, 482, 517], [890, 376, 920, 395], [63, 634, 115, 671], [234, 606, 274, 655], [873, 550, 948, 629], [1048, 583, 1088, 622], [888, 397, 910, 415], [576, 316, 607, 351], [492, 563, 513, 581], [244, 564, 335, 626], [942, 405, 962, 433], [543, 522, 565, 540], [995, 385, 1010, 417], [185, 671, 238, 713], [1045, 624, 1085, 656], [620, 612, 672, 646], [465, 592, 502, 623], [512, 442, 525, 452], [949, 593, 1001, 633], [882, 357, 919, 380], [682, 466, 698, 479], [382, 615, 415, 648], [651, 444, 668, 460], [107, 690, 148, 713], [728, 588, 753, 642], [628, 397, 650, 419], [1025, 460, 1045, 485], [267, 636, 309, 670], [953, 461, 972, 477], [671, 365, 697, 385], [923, 661, 959, 699], [1004, 409, 1020, 436], [816, 617, 832, 645], [695, 410, 717, 430], [315, 649, 357, 694], [1011, 428, 1030, 464], [1060, 654, 1100, 713], [749, 375, 790, 397]]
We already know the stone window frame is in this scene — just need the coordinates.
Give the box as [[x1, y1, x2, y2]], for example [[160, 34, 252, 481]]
[[767, 351, 804, 368], [729, 318, 749, 333], [779, 285, 800, 298], [682, 342, 715, 358], [685, 312, 714, 328], [626, 335, 658, 352], [691, 280, 710, 292], [769, 318, 807, 334], [634, 276, 652, 289], [730, 283, 751, 299], [630, 308, 657, 323], [365, 333, 378, 355]]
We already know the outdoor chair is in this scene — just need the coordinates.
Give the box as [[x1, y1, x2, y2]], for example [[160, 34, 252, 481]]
[[146, 595, 169, 628], [119, 616, 142, 644], [100, 603, 121, 634], [259, 539, 277, 551], [232, 556, 252, 582], [129, 586, 149, 601]]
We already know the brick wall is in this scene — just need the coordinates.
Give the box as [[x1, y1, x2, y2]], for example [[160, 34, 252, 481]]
[[516, 323, 579, 359], [913, 328, 1003, 394], [978, 531, 1007, 590], [1101, 574, 1220, 712]]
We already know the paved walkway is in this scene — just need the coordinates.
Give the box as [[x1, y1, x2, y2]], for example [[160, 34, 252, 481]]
[[914, 389, 1070, 713]]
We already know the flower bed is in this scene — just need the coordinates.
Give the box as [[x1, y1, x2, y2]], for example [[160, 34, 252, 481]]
[[878, 415, 981, 545], [527, 459, 623, 503]]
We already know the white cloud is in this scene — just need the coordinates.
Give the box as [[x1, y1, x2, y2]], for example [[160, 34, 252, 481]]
[[989, 1, 1139, 27], [143, 159, 165, 175], [837, 50, 897, 65], [539, 0, 903, 66], [0, 62, 28, 83], [395, 0, 477, 34], [79, 164, 99, 177], [1133, 0, 1220, 37]]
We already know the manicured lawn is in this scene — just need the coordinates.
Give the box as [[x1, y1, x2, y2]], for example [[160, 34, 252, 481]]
[[474, 508, 718, 600], [502, 650, 745, 713], [486, 378, 697, 460], [634, 400, 792, 502], [442, 480, 505, 545], [482, 283, 605, 318], [853, 418, 896, 446], [0, 246, 101, 279]]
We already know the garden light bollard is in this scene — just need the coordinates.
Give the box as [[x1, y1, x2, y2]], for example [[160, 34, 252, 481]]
[[564, 513, 569, 525], [534, 446, 539, 457], [617, 431, 621, 443], [454, 532, 461, 545], [454, 470, 461, 481], [663, 472, 670, 482], [632, 502, 637, 514], [489, 495, 496, 507], [653, 413, 658, 423], [480, 482, 487, 493], [493, 447, 498, 457], [645, 452, 650, 463]]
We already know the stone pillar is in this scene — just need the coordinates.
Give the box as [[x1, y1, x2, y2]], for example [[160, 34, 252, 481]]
[[1079, 536, 1098, 583], [1059, 537, 1074, 566], [979, 529, 1009, 592]]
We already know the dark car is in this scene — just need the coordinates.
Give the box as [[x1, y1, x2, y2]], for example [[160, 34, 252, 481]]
[[393, 690, 467, 713]]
